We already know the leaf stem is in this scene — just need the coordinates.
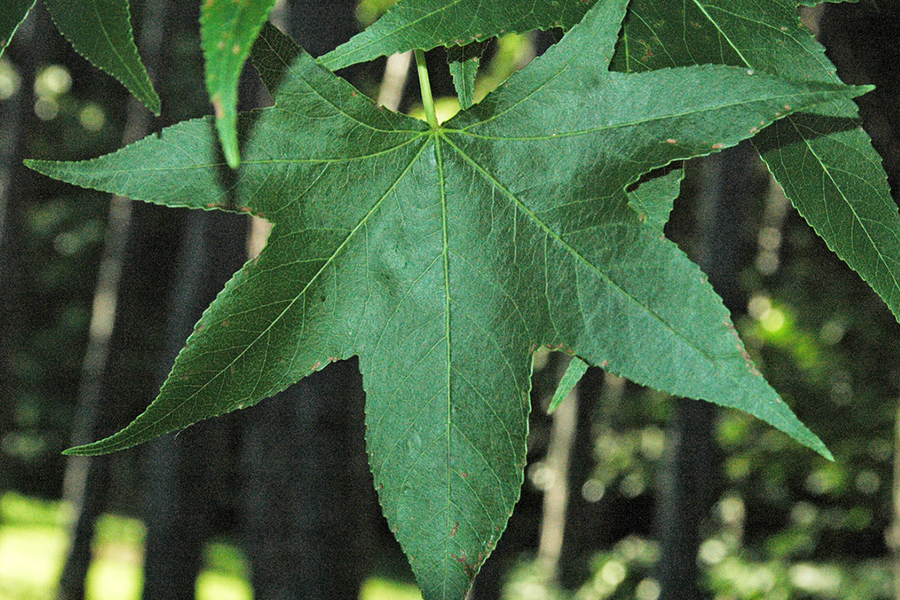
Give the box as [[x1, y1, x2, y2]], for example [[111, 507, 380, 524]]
[[415, 49, 439, 128]]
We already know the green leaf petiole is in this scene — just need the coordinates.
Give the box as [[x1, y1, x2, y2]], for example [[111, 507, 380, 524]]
[[415, 49, 439, 128]]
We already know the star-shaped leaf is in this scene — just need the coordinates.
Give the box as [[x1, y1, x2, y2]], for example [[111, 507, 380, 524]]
[[27, 1, 867, 597]]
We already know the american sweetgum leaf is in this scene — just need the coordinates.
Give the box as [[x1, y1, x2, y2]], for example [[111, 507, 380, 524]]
[[615, 0, 900, 322], [329, 0, 900, 324], [44, 0, 159, 114], [0, 0, 36, 58], [28, 0, 867, 597], [201, 0, 277, 169]]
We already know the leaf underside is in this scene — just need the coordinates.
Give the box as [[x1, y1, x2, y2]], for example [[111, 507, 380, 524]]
[[322, 0, 900, 325], [320, 0, 592, 71], [43, 0, 159, 114], [26, 1, 872, 598]]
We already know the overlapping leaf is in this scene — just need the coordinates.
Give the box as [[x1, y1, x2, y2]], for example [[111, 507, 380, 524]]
[[201, 0, 277, 168], [613, 0, 900, 320], [320, 0, 592, 71], [28, 0, 866, 597], [0, 0, 35, 57], [44, 0, 159, 114]]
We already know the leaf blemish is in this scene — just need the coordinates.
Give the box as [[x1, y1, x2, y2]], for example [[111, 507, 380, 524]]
[[450, 522, 459, 537], [212, 94, 224, 119]]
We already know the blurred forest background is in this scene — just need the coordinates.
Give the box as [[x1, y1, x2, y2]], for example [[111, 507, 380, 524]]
[[0, 1, 899, 599]]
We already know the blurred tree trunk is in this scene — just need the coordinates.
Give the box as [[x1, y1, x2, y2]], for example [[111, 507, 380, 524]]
[[536, 360, 580, 582], [139, 0, 251, 596], [55, 0, 186, 597], [557, 366, 604, 588], [817, 3, 900, 597], [242, 360, 371, 598], [142, 209, 248, 598], [656, 142, 761, 600], [239, 4, 376, 599], [0, 4, 40, 488]]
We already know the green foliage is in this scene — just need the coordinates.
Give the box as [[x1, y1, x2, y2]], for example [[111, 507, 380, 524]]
[[319, 0, 591, 71], [614, 0, 900, 324], [548, 356, 588, 414], [43, 0, 159, 114], [446, 42, 486, 111], [200, 0, 277, 168], [7, 0, 898, 599]]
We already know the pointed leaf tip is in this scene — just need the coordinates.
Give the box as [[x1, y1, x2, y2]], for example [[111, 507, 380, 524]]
[[548, 356, 589, 413], [201, 0, 276, 172], [44, 0, 160, 114]]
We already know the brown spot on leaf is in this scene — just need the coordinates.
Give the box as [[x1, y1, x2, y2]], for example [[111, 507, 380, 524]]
[[450, 522, 459, 537], [212, 94, 225, 119]]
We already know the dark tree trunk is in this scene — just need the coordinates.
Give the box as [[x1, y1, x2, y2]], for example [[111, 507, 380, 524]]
[[239, 4, 377, 599], [0, 3, 40, 489], [136, 0, 248, 597], [242, 360, 371, 599], [818, 3, 900, 595], [142, 208, 248, 599], [656, 142, 761, 600], [56, 0, 187, 597]]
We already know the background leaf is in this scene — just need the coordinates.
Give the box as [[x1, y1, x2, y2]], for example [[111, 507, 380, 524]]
[[319, 0, 592, 71], [447, 42, 486, 110], [627, 167, 685, 232], [613, 0, 900, 322], [548, 357, 588, 413], [201, 0, 277, 168], [0, 0, 36, 58], [43, 0, 160, 114]]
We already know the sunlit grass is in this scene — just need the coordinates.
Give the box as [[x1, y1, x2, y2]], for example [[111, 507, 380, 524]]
[[0, 492, 419, 600], [360, 577, 422, 600], [0, 523, 67, 599]]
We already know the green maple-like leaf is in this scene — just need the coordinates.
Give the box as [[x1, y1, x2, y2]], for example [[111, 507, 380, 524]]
[[43, 0, 159, 114], [322, 0, 900, 323], [615, 0, 900, 321], [28, 1, 868, 597], [0, 0, 35, 57], [201, 0, 277, 168]]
